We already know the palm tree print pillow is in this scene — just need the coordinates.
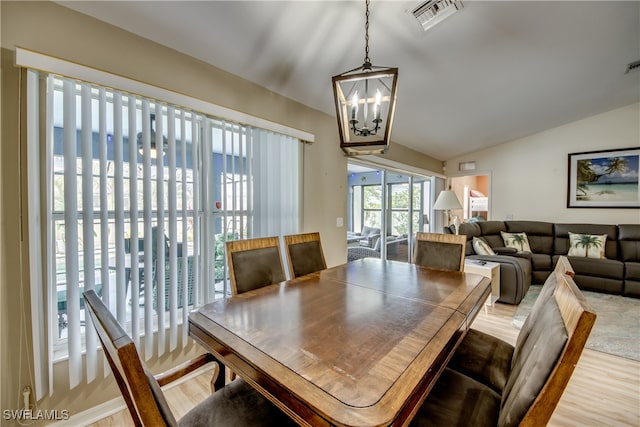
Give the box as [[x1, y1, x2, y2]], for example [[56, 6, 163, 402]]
[[473, 237, 496, 255], [567, 232, 607, 259], [500, 231, 532, 253]]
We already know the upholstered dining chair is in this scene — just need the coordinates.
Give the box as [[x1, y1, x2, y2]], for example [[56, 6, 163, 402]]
[[413, 232, 466, 271], [226, 237, 286, 295], [409, 270, 596, 427], [447, 256, 577, 394], [283, 232, 327, 278], [83, 289, 297, 427]]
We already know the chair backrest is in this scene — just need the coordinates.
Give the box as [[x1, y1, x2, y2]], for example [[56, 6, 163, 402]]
[[226, 237, 286, 295], [513, 256, 576, 362], [413, 232, 466, 271], [499, 272, 596, 427], [554, 255, 575, 277], [283, 232, 327, 278], [83, 290, 178, 427]]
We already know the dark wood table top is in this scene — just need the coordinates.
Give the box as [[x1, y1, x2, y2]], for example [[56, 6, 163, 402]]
[[189, 258, 490, 427]]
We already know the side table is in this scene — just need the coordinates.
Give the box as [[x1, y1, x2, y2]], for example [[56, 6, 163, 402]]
[[464, 259, 500, 305]]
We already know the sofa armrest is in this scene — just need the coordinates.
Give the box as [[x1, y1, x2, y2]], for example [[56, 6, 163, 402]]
[[467, 254, 532, 304], [512, 251, 532, 261], [493, 247, 517, 255]]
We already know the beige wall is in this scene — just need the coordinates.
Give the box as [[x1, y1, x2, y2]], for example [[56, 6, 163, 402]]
[[447, 103, 640, 224], [0, 1, 440, 421]]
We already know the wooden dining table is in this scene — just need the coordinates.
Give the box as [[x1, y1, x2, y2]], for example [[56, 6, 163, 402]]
[[189, 258, 491, 427]]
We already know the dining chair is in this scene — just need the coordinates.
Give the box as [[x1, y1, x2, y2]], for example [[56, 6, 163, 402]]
[[447, 256, 577, 394], [554, 254, 576, 277], [409, 270, 596, 427], [413, 232, 466, 271], [283, 232, 327, 278], [226, 237, 286, 295], [83, 289, 296, 427]]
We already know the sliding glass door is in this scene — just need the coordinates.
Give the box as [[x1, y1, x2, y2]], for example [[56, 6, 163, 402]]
[[347, 162, 433, 263]]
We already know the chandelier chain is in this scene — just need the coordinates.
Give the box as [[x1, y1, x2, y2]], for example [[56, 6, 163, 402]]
[[364, 0, 370, 64]]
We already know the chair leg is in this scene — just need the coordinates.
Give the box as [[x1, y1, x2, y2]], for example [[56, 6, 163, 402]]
[[210, 362, 220, 393]]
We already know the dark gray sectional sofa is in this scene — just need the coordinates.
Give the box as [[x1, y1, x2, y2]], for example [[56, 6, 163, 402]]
[[453, 220, 640, 304]]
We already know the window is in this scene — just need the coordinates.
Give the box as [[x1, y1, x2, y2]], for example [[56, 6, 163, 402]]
[[363, 185, 382, 229], [27, 70, 302, 395]]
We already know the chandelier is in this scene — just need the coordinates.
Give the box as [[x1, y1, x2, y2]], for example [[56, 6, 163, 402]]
[[332, 0, 398, 156]]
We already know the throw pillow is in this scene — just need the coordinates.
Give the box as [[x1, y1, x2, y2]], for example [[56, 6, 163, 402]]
[[567, 232, 607, 259], [473, 237, 496, 256], [501, 231, 532, 253]]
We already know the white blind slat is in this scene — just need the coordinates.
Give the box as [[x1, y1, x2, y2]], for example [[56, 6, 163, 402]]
[[26, 70, 48, 399], [142, 100, 154, 359], [202, 123, 212, 303], [155, 103, 166, 357], [98, 88, 111, 378], [192, 117, 201, 308], [113, 93, 127, 326], [128, 95, 141, 347], [81, 84, 97, 383], [63, 79, 82, 388], [167, 106, 178, 351], [46, 75, 56, 397], [180, 111, 189, 346]]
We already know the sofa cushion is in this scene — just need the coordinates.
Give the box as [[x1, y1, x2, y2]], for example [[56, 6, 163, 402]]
[[506, 221, 554, 254], [458, 222, 482, 255], [359, 226, 380, 239], [618, 224, 640, 262], [624, 262, 640, 297], [555, 224, 618, 259], [477, 221, 509, 249], [566, 256, 624, 280], [530, 252, 552, 272], [447, 328, 514, 394], [501, 231, 532, 253], [625, 261, 640, 281], [572, 274, 624, 294], [567, 232, 607, 259], [409, 368, 501, 427]]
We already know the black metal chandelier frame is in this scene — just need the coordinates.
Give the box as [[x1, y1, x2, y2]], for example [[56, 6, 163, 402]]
[[332, 0, 398, 156]]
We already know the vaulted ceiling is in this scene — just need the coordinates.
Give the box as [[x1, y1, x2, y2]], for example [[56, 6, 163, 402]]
[[58, 1, 640, 160]]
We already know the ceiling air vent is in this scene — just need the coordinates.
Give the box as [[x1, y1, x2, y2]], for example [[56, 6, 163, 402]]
[[412, 0, 463, 32], [624, 59, 640, 74]]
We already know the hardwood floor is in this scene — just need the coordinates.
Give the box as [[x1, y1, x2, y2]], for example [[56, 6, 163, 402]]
[[90, 302, 640, 426]]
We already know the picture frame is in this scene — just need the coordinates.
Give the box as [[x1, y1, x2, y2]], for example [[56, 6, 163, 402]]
[[567, 147, 640, 208]]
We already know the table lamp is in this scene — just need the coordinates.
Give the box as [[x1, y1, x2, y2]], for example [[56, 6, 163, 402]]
[[433, 190, 463, 233]]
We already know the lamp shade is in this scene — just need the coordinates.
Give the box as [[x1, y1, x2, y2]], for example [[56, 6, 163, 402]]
[[433, 190, 462, 211]]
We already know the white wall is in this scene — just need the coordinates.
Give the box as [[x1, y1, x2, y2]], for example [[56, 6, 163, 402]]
[[447, 103, 640, 224]]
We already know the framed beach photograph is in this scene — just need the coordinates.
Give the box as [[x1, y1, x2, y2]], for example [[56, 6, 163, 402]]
[[567, 147, 640, 208]]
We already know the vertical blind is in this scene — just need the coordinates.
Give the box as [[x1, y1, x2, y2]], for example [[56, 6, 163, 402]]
[[27, 71, 301, 398]]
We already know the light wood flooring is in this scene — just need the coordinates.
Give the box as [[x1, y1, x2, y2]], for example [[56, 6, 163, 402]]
[[90, 302, 640, 426]]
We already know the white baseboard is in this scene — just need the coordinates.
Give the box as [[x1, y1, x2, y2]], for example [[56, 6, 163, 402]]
[[46, 397, 125, 427], [47, 365, 213, 426]]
